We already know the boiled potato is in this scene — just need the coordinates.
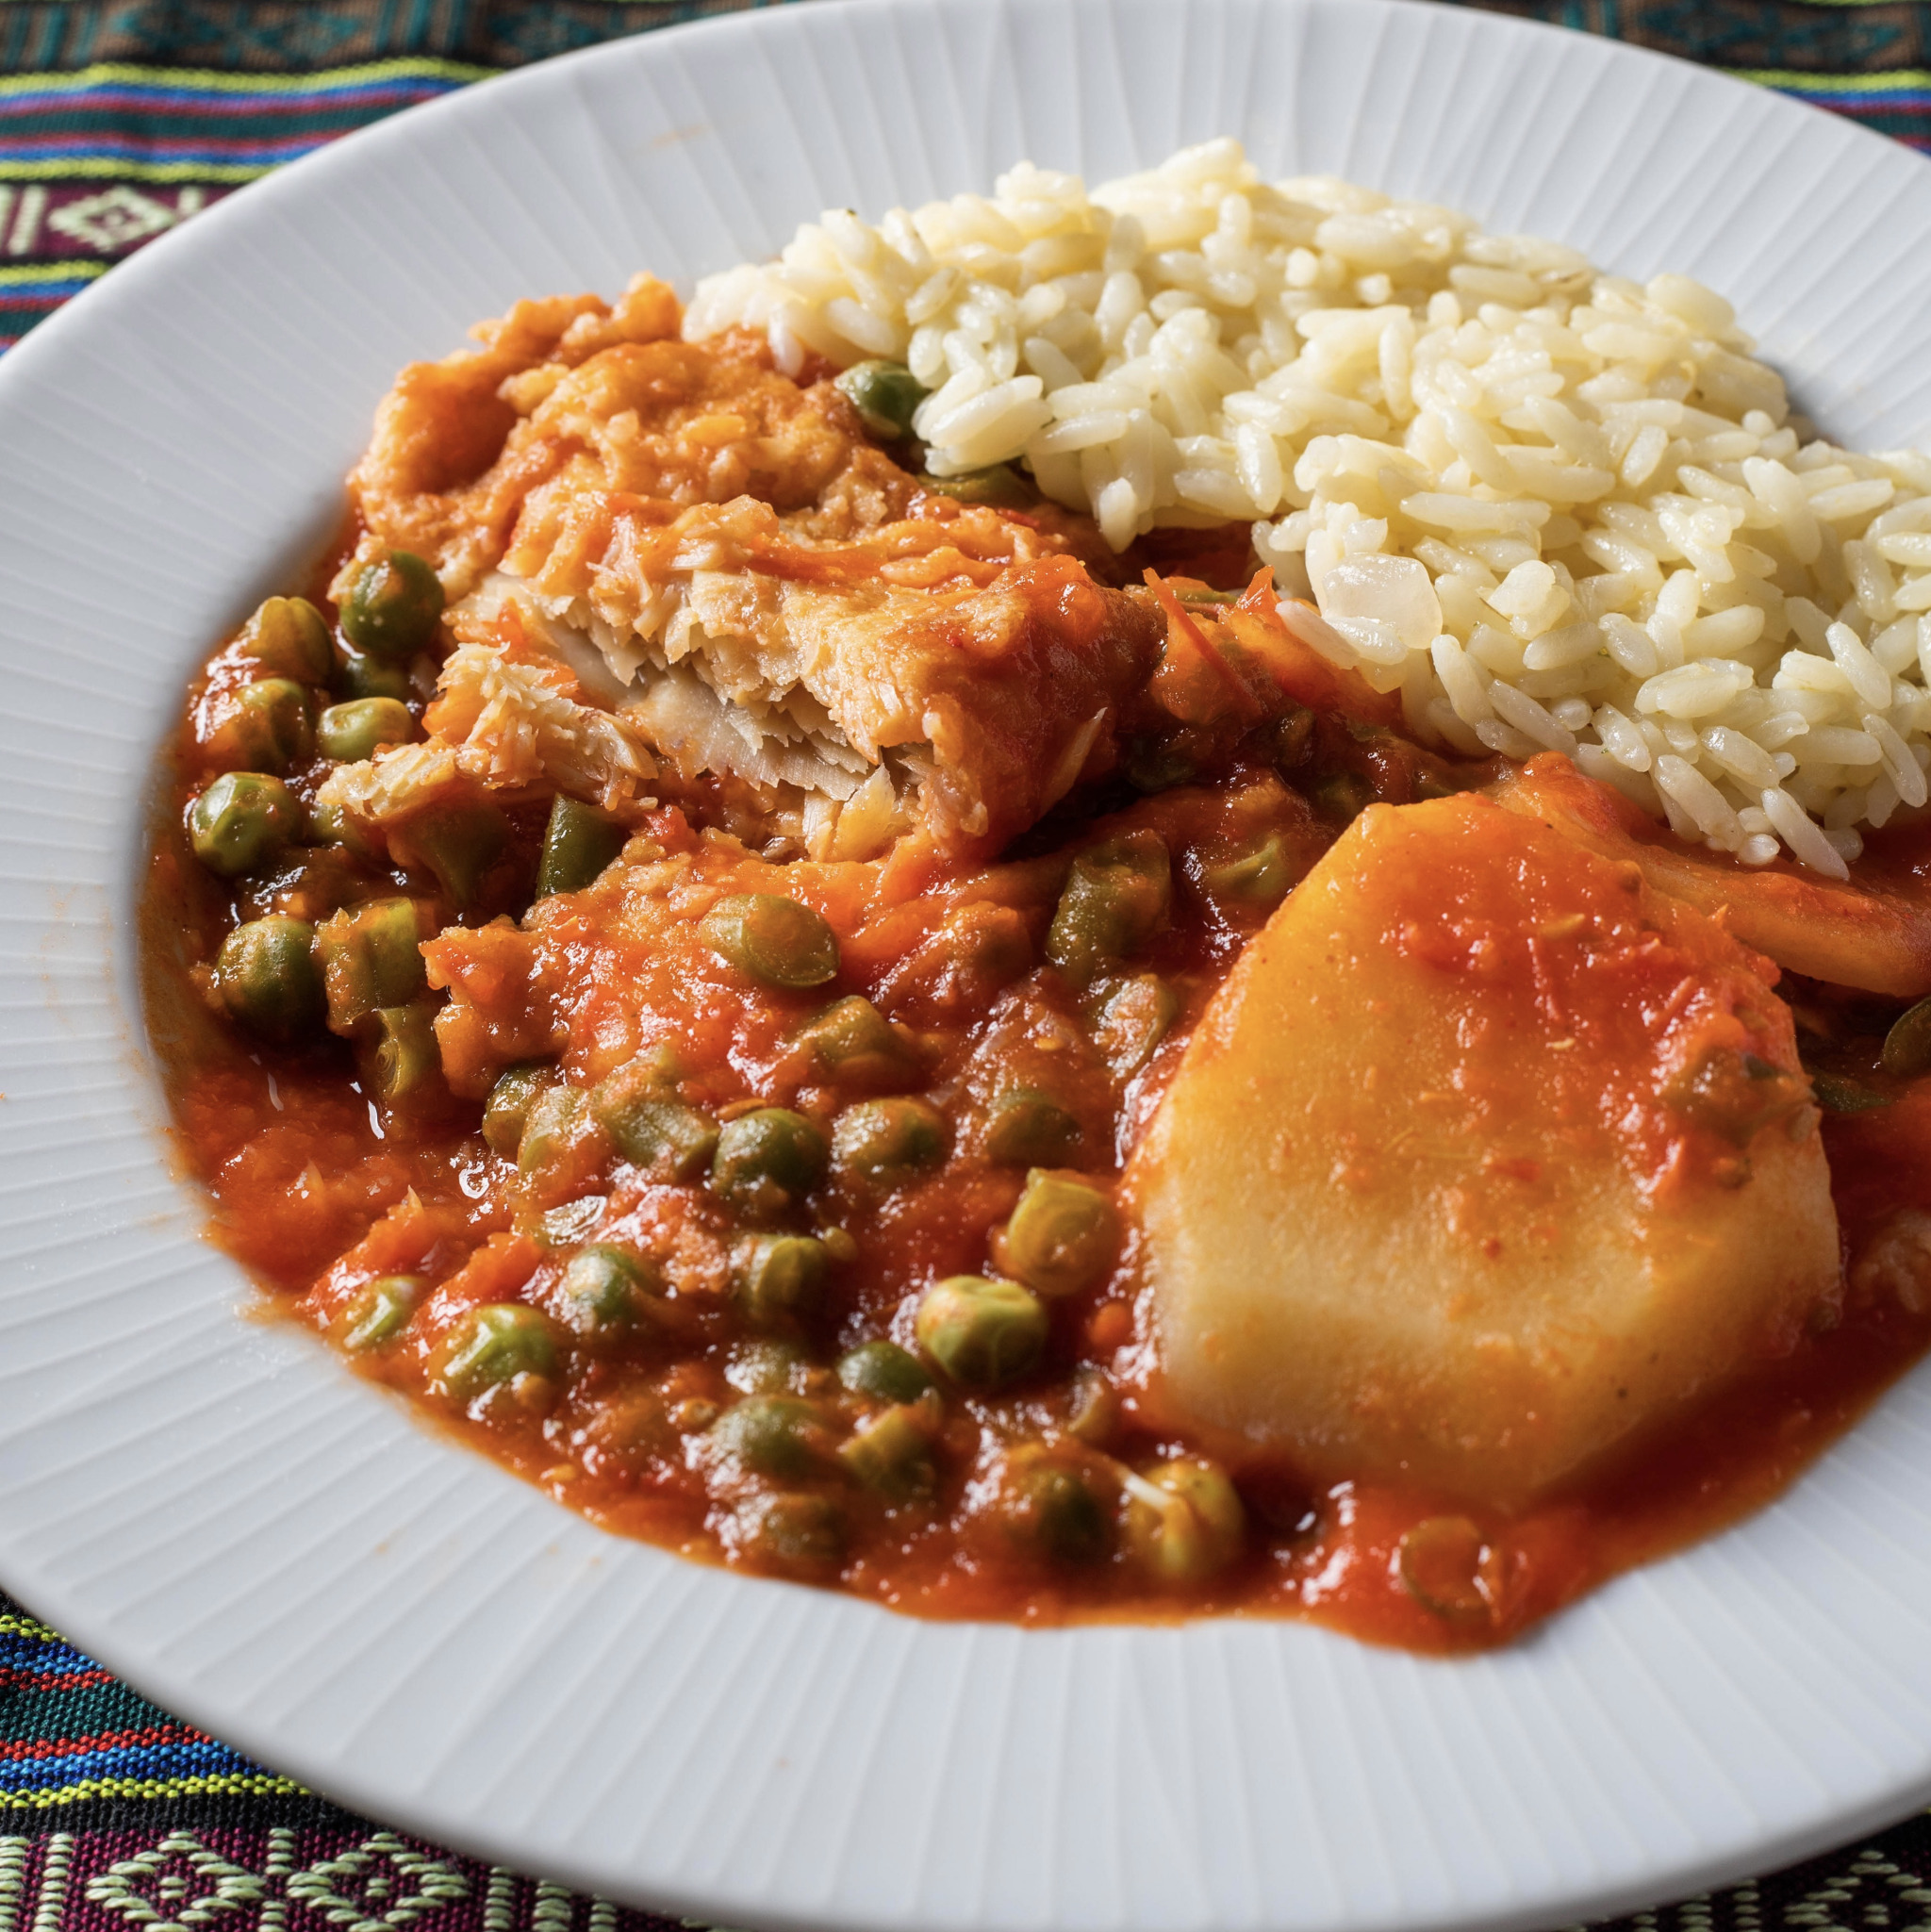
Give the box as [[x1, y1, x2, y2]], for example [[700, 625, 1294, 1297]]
[[1129, 793, 1841, 1506]]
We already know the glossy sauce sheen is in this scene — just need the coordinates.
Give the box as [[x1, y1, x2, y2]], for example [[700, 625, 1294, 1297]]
[[141, 544, 1931, 1653]]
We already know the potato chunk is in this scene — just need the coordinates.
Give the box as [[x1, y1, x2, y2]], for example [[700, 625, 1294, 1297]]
[[1129, 794, 1841, 1505]]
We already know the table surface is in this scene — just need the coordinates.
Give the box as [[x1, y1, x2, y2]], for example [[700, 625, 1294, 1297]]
[[5, 0, 1930, 1924]]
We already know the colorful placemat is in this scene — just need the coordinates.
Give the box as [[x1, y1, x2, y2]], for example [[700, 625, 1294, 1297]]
[[6, 0, 1931, 1923]]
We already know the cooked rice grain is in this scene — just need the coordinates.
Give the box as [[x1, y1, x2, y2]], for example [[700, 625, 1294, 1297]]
[[685, 138, 1931, 877]]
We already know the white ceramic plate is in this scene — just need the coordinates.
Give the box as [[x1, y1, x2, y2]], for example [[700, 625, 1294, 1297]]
[[5, 2, 1931, 1926]]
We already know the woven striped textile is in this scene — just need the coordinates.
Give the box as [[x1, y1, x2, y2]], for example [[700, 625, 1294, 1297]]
[[5, 0, 1931, 1924]]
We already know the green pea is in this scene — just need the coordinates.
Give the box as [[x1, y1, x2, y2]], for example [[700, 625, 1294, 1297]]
[[1122, 736, 1198, 795], [336, 645, 414, 703], [832, 1096, 947, 1187], [593, 1064, 719, 1180], [432, 1302, 560, 1406], [339, 550, 445, 663], [1090, 973, 1178, 1079], [1201, 833, 1294, 908], [359, 1001, 440, 1106], [733, 1232, 831, 1327], [919, 462, 1032, 507], [835, 359, 929, 438], [711, 1107, 830, 1215], [205, 677, 313, 775], [518, 1084, 586, 1177], [318, 697, 414, 764], [983, 1088, 1081, 1167], [733, 1492, 845, 1571], [317, 897, 425, 1036], [187, 772, 301, 878], [999, 1446, 1112, 1565], [555, 1243, 661, 1338], [334, 1273, 426, 1353], [726, 1337, 808, 1395], [242, 596, 334, 684], [707, 1394, 829, 1478], [483, 1063, 561, 1159], [836, 1339, 933, 1405], [1122, 1457, 1246, 1585], [1047, 831, 1171, 987], [1883, 998, 1931, 1078], [915, 1275, 1047, 1389], [998, 1170, 1118, 1298], [837, 1402, 936, 1498], [536, 794, 627, 899], [792, 995, 914, 1091], [213, 916, 323, 1043], [701, 893, 840, 989], [389, 798, 508, 909]]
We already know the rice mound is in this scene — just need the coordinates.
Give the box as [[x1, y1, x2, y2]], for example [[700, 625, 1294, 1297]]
[[683, 137, 1931, 880]]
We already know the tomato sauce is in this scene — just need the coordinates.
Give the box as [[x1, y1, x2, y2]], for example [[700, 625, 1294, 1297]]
[[139, 533, 1931, 1654]]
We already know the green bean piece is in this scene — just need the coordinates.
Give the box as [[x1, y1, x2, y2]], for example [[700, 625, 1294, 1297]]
[[1311, 770, 1373, 825], [536, 794, 627, 900], [1047, 831, 1172, 987], [983, 1087, 1081, 1167], [536, 1196, 606, 1251], [711, 1107, 830, 1215], [708, 1394, 829, 1479], [518, 1084, 586, 1177], [837, 1401, 936, 1498], [334, 1273, 426, 1353], [700, 893, 840, 989], [556, 1243, 661, 1338], [832, 1096, 947, 1187], [1122, 736, 1199, 795], [243, 596, 334, 684], [318, 697, 414, 764], [187, 772, 301, 878], [915, 1275, 1047, 1389], [388, 798, 508, 909], [213, 916, 323, 1043], [336, 644, 413, 703], [1273, 705, 1315, 770], [360, 1001, 440, 1106], [733, 1232, 831, 1327], [1091, 973, 1179, 1079], [792, 995, 914, 1091], [998, 1170, 1118, 1298], [206, 677, 313, 775], [836, 1338, 933, 1405], [432, 1302, 560, 1407], [483, 1063, 561, 1159], [1883, 998, 1931, 1078], [339, 550, 445, 662], [835, 360, 929, 439], [726, 1337, 808, 1395], [1122, 1456, 1246, 1585], [1202, 833, 1294, 908], [1001, 1446, 1112, 1565], [317, 897, 425, 1035], [1396, 1514, 1494, 1621], [592, 1061, 719, 1181], [919, 462, 1032, 508], [734, 1492, 845, 1571], [1810, 1070, 1892, 1115], [306, 797, 376, 859]]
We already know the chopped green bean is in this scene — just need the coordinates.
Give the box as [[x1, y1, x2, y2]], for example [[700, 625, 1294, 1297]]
[[1201, 833, 1294, 908], [432, 1302, 560, 1407], [318, 697, 414, 764], [206, 677, 313, 774], [317, 897, 425, 1035], [832, 1096, 947, 1187], [593, 1059, 719, 1180], [835, 360, 928, 439], [733, 1232, 831, 1327], [360, 1001, 440, 1105], [997, 1170, 1117, 1297], [388, 798, 508, 909], [919, 463, 1031, 507], [334, 1273, 426, 1353], [915, 1275, 1047, 1389], [711, 1107, 829, 1215], [556, 1243, 661, 1338], [483, 1063, 560, 1159], [791, 995, 914, 1090], [837, 1401, 936, 1498], [1047, 831, 1172, 988], [537, 794, 627, 899]]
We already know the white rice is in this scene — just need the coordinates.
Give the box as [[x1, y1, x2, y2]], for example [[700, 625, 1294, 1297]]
[[684, 138, 1931, 880]]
